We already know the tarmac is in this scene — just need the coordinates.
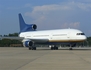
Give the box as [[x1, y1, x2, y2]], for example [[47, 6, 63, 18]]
[[0, 47, 91, 70]]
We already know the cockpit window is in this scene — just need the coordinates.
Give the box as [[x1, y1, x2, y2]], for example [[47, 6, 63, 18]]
[[77, 33, 85, 35], [81, 33, 85, 35]]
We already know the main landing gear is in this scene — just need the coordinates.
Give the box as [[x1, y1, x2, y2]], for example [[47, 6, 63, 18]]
[[29, 47, 36, 50], [51, 45, 58, 50], [69, 47, 73, 50]]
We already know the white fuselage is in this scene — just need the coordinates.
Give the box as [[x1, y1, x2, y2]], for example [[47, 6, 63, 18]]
[[19, 29, 86, 43]]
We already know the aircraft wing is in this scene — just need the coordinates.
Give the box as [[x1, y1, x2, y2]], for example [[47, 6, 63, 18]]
[[0, 37, 48, 43], [23, 38, 49, 43], [0, 36, 49, 45], [31, 39, 49, 43]]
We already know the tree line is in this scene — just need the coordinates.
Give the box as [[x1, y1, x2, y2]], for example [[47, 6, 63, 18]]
[[87, 37, 91, 46], [0, 33, 22, 47], [0, 33, 18, 37], [0, 33, 91, 47]]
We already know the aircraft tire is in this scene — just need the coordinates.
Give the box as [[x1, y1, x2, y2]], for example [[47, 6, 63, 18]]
[[51, 47, 58, 50], [51, 47, 54, 50], [69, 47, 72, 50], [29, 47, 32, 50], [54, 47, 58, 50], [31, 47, 36, 50], [54, 46, 58, 50], [33, 47, 36, 50], [56, 47, 58, 50]]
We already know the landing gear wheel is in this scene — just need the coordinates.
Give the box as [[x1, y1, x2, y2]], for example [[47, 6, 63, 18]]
[[56, 47, 58, 50], [29, 47, 36, 50], [51, 46, 58, 50], [51, 47, 54, 50], [29, 47, 31, 50], [31, 47, 36, 50], [54, 46, 58, 50], [33, 47, 36, 50], [69, 47, 72, 50]]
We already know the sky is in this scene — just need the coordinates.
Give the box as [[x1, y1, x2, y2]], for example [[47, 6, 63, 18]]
[[0, 0, 91, 37]]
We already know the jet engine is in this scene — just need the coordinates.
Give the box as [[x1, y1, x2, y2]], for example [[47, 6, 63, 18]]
[[23, 40, 34, 47], [25, 24, 37, 31], [30, 24, 37, 30]]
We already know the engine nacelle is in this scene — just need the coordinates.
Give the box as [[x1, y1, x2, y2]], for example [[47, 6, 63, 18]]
[[31, 24, 37, 30], [21, 24, 37, 32], [26, 24, 37, 31], [23, 41, 33, 47]]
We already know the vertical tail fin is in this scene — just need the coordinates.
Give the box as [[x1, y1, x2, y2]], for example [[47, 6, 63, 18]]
[[18, 13, 37, 33], [19, 13, 26, 32]]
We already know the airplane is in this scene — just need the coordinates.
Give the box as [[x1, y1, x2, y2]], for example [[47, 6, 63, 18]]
[[1, 13, 87, 50]]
